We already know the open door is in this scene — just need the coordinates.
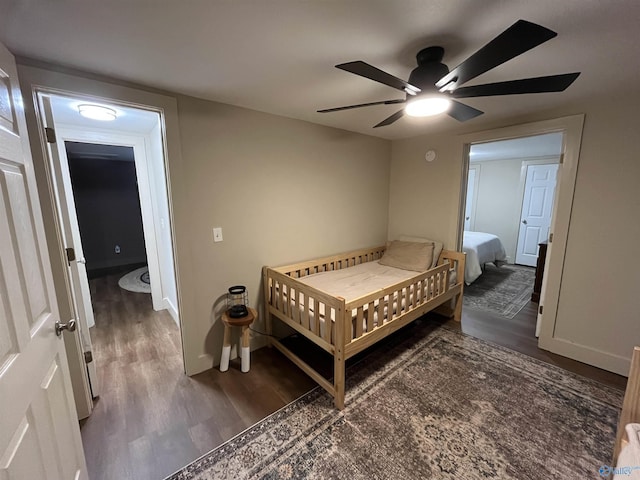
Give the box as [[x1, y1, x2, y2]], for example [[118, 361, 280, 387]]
[[39, 95, 99, 398], [464, 165, 480, 231], [0, 41, 88, 479], [515, 163, 558, 266]]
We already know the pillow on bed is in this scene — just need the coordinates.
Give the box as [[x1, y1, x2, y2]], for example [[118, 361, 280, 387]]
[[379, 240, 434, 272], [398, 235, 443, 268]]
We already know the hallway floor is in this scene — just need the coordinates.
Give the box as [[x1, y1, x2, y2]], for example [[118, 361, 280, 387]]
[[81, 272, 315, 480]]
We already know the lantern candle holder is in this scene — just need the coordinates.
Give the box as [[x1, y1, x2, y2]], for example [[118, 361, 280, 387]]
[[227, 285, 248, 318]]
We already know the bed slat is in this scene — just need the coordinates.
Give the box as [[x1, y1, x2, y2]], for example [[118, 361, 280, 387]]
[[356, 307, 364, 338], [290, 286, 298, 323], [324, 306, 334, 342], [301, 292, 309, 330], [367, 301, 375, 330], [313, 297, 320, 336], [405, 286, 411, 312]]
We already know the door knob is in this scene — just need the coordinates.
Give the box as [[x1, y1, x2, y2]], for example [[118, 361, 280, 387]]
[[55, 319, 76, 337], [522, 219, 528, 224]]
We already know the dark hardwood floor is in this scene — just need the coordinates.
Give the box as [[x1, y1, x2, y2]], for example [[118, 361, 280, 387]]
[[81, 272, 315, 480], [452, 301, 627, 390], [81, 272, 626, 480]]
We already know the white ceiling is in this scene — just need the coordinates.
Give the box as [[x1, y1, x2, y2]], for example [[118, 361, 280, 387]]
[[2, 1, 640, 140], [48, 94, 160, 134]]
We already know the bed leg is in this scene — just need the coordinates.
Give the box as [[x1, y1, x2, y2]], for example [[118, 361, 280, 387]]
[[453, 291, 463, 322], [265, 311, 273, 347], [334, 354, 345, 410], [333, 301, 347, 410], [263, 267, 273, 347]]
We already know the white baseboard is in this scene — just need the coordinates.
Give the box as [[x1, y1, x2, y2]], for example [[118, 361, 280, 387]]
[[538, 336, 631, 376]]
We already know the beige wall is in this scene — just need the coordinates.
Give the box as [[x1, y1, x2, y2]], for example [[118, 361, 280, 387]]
[[389, 95, 640, 374], [18, 59, 638, 378], [551, 97, 639, 362], [175, 95, 390, 373], [16, 61, 390, 376], [472, 159, 522, 262], [388, 137, 464, 248]]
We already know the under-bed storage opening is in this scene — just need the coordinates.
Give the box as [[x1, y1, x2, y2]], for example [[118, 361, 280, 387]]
[[263, 244, 465, 409]]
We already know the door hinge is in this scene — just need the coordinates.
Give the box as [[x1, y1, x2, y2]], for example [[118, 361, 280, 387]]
[[559, 153, 564, 165], [549, 233, 554, 243], [84, 351, 93, 364], [45, 127, 56, 143], [539, 305, 544, 315], [65, 247, 75, 265]]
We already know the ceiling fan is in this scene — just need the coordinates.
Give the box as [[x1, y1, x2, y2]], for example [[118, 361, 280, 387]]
[[318, 20, 580, 128]]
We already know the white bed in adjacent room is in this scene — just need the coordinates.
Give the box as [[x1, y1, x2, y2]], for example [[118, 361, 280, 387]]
[[463, 231, 508, 284]]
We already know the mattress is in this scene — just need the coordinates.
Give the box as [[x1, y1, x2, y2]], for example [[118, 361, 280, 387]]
[[280, 261, 453, 342], [297, 260, 418, 302]]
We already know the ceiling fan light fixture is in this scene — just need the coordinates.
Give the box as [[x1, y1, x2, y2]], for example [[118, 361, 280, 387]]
[[78, 104, 117, 121], [405, 95, 451, 117], [403, 85, 420, 96], [438, 79, 458, 93]]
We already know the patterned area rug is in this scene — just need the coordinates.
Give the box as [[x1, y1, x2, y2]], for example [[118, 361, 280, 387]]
[[166, 324, 622, 480], [117, 266, 151, 293], [463, 263, 535, 318]]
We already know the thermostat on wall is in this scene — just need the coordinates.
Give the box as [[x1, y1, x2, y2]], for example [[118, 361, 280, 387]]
[[425, 150, 436, 162]]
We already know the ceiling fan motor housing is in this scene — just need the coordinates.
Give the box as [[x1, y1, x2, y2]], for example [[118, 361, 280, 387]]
[[408, 46, 450, 94]]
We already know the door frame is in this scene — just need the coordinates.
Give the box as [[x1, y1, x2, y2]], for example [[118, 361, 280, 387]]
[[25, 84, 185, 419], [457, 115, 585, 347], [51, 122, 166, 312]]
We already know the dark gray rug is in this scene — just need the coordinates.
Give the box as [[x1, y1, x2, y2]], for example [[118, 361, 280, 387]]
[[463, 263, 535, 319], [166, 324, 622, 480]]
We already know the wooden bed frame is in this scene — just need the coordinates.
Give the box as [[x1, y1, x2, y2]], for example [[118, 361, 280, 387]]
[[613, 346, 640, 465], [262, 244, 465, 409]]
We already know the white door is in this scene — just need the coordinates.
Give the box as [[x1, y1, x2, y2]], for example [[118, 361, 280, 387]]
[[464, 165, 479, 231], [0, 42, 88, 479], [516, 163, 559, 266], [39, 96, 99, 397]]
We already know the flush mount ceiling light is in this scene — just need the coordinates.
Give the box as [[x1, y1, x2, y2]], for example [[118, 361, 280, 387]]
[[78, 104, 117, 121], [405, 94, 451, 117]]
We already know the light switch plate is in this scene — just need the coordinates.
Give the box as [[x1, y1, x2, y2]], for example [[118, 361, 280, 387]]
[[213, 227, 223, 242]]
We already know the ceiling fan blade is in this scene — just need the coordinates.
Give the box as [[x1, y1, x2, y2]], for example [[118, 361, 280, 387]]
[[336, 61, 421, 94], [451, 73, 580, 98], [374, 109, 405, 128], [447, 101, 484, 122], [318, 99, 406, 113], [436, 20, 558, 92]]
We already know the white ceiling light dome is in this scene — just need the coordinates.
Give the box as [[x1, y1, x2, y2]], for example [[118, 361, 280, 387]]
[[405, 94, 451, 117], [77, 104, 118, 121]]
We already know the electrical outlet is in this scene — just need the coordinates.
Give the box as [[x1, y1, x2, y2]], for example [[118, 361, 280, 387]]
[[115, 245, 121, 254], [213, 227, 223, 243]]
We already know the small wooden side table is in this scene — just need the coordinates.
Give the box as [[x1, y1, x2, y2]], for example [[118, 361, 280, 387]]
[[220, 307, 257, 373]]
